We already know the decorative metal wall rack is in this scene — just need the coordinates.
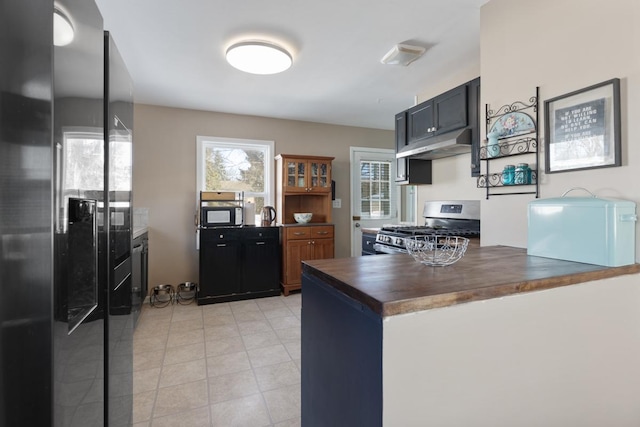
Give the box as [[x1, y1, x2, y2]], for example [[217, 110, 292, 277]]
[[477, 87, 540, 199]]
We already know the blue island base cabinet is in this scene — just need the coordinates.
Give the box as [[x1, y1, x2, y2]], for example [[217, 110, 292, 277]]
[[301, 270, 640, 426], [301, 273, 382, 427]]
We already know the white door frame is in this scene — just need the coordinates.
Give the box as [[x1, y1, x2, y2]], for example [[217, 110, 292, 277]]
[[349, 146, 398, 257]]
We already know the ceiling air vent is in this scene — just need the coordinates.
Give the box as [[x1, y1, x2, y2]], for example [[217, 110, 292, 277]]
[[381, 44, 426, 66]]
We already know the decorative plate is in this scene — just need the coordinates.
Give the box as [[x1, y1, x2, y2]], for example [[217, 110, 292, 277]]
[[489, 111, 536, 140]]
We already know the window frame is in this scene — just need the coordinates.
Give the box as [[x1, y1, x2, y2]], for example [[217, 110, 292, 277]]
[[196, 135, 275, 206], [358, 159, 394, 220]]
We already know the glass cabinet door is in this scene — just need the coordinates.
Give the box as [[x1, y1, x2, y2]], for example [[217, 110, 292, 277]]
[[310, 161, 330, 190], [286, 160, 308, 191], [281, 156, 331, 193]]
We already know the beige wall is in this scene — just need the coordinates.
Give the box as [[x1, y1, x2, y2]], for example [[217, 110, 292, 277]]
[[132, 104, 393, 286], [414, 0, 639, 257]]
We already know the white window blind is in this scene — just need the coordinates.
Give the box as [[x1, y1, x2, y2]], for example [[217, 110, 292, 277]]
[[359, 160, 393, 219]]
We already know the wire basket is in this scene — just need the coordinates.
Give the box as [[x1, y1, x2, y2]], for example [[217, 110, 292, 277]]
[[405, 235, 469, 266]]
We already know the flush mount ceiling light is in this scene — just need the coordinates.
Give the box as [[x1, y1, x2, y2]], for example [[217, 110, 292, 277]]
[[226, 41, 292, 75], [53, 7, 74, 46], [381, 43, 426, 66]]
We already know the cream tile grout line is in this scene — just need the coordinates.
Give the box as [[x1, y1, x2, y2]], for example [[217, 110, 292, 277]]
[[146, 310, 163, 427], [145, 304, 166, 426]]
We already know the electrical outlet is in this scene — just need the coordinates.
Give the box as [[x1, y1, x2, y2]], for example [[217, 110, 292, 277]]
[[332, 198, 341, 208]]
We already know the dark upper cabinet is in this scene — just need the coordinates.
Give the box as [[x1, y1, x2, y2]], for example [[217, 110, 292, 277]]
[[395, 112, 407, 182], [407, 102, 435, 142], [407, 85, 468, 143], [396, 111, 432, 185], [434, 85, 468, 135], [400, 159, 432, 185], [467, 77, 481, 177], [394, 77, 480, 180]]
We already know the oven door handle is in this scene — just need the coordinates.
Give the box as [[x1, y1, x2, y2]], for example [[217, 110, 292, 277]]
[[373, 243, 407, 255]]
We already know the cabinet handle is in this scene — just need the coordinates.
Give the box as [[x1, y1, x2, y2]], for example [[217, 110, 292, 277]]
[[293, 232, 306, 236], [316, 231, 329, 235], [217, 243, 227, 247], [256, 241, 266, 245]]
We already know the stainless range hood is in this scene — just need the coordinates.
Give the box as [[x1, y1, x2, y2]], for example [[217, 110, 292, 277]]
[[396, 128, 471, 160]]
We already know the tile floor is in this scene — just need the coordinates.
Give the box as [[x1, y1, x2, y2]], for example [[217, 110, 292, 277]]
[[132, 293, 302, 427]]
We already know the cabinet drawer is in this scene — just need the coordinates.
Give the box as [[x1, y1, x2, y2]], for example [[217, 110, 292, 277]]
[[311, 225, 334, 239], [243, 227, 279, 241], [286, 227, 311, 240], [200, 228, 241, 242]]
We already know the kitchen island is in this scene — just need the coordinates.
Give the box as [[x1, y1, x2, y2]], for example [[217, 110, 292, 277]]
[[301, 246, 640, 426]]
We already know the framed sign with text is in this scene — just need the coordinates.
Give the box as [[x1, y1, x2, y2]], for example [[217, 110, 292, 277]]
[[544, 78, 621, 173]]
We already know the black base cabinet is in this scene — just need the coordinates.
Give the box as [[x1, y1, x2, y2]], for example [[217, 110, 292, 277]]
[[198, 226, 281, 304], [132, 231, 148, 327], [362, 232, 378, 255]]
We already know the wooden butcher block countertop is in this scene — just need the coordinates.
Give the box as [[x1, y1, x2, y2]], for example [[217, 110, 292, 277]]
[[301, 245, 640, 317]]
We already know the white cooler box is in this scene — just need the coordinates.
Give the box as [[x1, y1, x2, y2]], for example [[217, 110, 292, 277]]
[[528, 192, 637, 267]]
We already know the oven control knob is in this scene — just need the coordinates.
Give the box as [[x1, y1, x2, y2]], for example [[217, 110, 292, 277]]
[[395, 238, 404, 245]]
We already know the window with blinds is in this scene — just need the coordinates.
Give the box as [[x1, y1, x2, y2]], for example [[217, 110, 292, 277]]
[[359, 160, 393, 219]]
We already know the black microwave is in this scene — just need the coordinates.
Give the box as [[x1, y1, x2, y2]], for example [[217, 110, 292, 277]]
[[201, 206, 243, 227]]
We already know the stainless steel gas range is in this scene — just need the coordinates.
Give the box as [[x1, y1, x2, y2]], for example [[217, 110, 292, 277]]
[[373, 200, 480, 255]]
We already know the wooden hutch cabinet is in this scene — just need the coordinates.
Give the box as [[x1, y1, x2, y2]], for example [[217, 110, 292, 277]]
[[278, 156, 332, 194], [275, 154, 335, 296]]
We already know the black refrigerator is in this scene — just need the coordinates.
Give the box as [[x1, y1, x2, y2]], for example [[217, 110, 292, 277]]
[[1, 0, 134, 425]]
